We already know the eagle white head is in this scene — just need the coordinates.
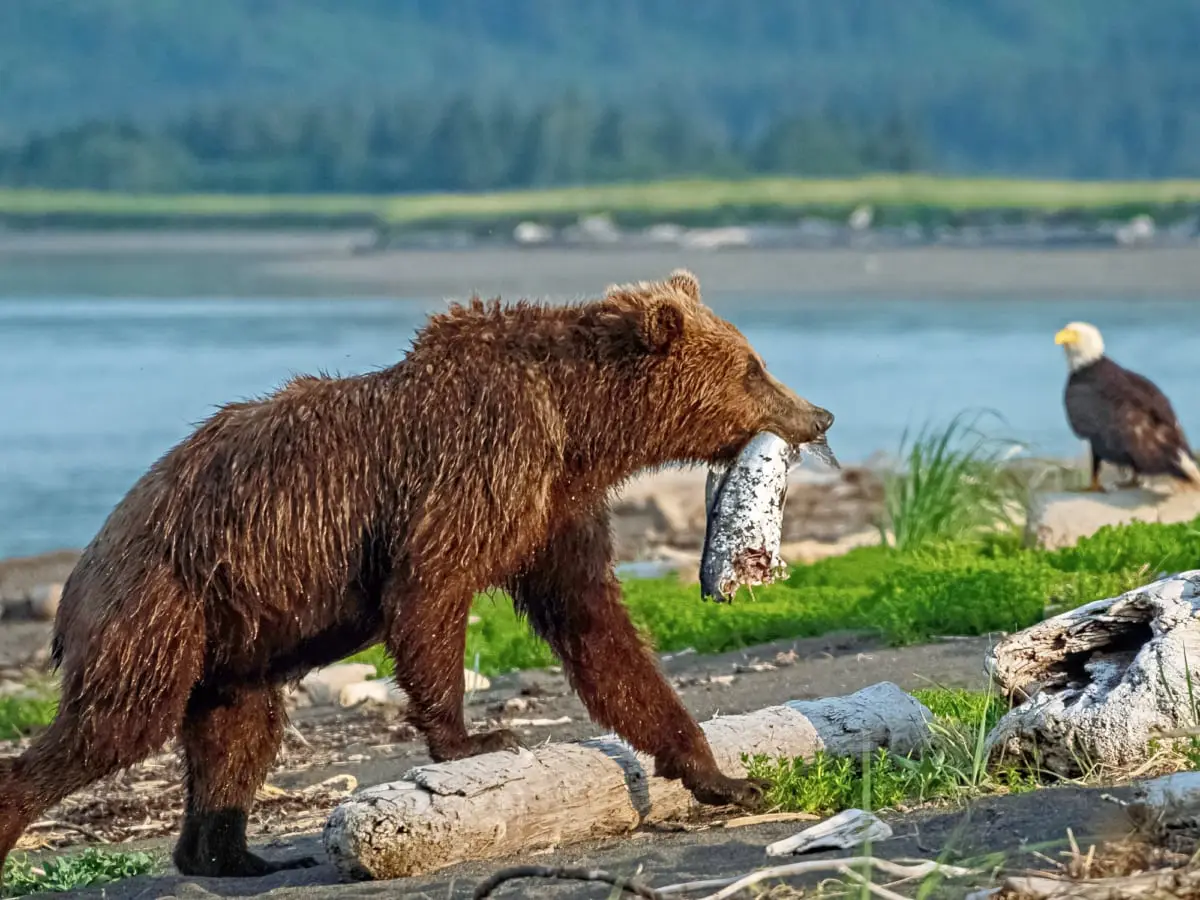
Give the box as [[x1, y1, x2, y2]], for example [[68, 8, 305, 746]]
[[1055, 321, 1105, 372]]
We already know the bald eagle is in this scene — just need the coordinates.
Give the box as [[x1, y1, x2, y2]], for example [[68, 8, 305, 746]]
[[1055, 321, 1200, 492]]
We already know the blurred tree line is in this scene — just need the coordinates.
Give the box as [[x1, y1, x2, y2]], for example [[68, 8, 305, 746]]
[[0, 93, 928, 193], [3, 1, 1200, 189]]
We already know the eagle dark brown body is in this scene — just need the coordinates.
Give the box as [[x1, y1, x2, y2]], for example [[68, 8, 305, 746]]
[[1057, 321, 1200, 492]]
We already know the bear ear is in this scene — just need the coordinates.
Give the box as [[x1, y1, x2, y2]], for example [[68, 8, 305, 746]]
[[641, 299, 686, 353], [668, 269, 702, 304]]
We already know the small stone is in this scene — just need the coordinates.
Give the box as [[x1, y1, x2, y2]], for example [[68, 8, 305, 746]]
[[464, 669, 491, 692], [299, 663, 378, 706], [503, 697, 529, 713], [339, 678, 408, 708], [27, 583, 62, 621]]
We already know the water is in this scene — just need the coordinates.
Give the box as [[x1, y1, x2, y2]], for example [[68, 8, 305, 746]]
[[3, 282, 1200, 560]]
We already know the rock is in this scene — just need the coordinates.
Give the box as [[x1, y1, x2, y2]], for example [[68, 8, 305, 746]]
[[780, 528, 883, 564], [0, 679, 29, 697], [464, 669, 490, 692], [339, 678, 409, 708], [27, 583, 62, 621], [985, 570, 1200, 775], [1027, 488, 1200, 549], [297, 663, 377, 706]]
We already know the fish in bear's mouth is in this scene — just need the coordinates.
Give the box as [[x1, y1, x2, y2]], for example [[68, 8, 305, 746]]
[[699, 433, 840, 603]]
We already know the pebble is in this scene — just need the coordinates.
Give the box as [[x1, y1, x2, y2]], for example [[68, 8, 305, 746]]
[[339, 678, 408, 708], [28, 583, 62, 621], [503, 697, 530, 713], [299, 663, 378, 706]]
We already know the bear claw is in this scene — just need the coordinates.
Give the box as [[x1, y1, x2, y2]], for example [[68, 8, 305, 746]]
[[686, 773, 771, 810]]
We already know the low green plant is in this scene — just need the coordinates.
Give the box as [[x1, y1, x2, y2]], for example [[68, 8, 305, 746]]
[[879, 411, 1026, 553], [1046, 517, 1200, 576], [1, 849, 158, 897], [744, 687, 1038, 818], [349, 579, 870, 678], [0, 696, 58, 741], [864, 553, 1051, 644]]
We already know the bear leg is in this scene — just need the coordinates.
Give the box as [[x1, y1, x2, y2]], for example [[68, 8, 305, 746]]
[[173, 684, 319, 877], [384, 581, 522, 762], [509, 508, 769, 811], [0, 580, 202, 886]]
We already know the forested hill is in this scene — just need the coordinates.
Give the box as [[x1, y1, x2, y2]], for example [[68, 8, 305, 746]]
[[2, 0, 1200, 180]]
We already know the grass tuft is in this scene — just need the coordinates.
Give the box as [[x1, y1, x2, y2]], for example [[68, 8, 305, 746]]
[[1, 849, 158, 898], [744, 687, 1040, 818], [880, 410, 1026, 553]]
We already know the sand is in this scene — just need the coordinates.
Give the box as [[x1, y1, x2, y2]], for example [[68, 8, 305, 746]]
[[5, 230, 1200, 299], [262, 244, 1200, 299]]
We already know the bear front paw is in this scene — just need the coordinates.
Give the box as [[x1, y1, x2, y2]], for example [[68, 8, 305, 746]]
[[685, 772, 771, 810]]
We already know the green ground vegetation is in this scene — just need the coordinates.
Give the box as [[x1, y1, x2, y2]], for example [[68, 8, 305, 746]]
[[4, 175, 1200, 233], [345, 512, 1192, 680], [348, 411, 1194, 678], [1, 848, 158, 898], [743, 686, 1038, 818]]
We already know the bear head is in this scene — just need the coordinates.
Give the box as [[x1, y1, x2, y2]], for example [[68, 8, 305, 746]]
[[599, 269, 834, 467]]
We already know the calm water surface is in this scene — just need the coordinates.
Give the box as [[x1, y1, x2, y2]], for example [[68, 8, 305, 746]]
[[2, 282, 1200, 559]]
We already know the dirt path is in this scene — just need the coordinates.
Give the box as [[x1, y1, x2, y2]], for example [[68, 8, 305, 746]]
[[5, 630, 1014, 898]]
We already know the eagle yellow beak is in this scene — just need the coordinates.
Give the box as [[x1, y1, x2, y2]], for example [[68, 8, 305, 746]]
[[1054, 328, 1077, 346]]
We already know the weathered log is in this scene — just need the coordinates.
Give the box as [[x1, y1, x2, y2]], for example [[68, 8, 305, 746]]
[[323, 681, 932, 881], [985, 570, 1200, 775]]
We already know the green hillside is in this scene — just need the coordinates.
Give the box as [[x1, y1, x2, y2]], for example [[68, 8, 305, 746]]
[[2, 1, 1198, 179]]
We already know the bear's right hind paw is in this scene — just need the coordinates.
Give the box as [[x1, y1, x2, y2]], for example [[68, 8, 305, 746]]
[[468, 728, 525, 756]]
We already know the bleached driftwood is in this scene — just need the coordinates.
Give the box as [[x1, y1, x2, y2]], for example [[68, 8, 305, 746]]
[[764, 808, 892, 857], [985, 570, 1200, 775], [323, 681, 932, 881], [1126, 771, 1200, 837]]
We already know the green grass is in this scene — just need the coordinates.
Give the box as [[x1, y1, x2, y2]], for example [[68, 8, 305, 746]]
[[0, 696, 58, 741], [344, 531, 1163, 678], [744, 687, 1038, 818], [1, 849, 158, 898], [5, 174, 1200, 230]]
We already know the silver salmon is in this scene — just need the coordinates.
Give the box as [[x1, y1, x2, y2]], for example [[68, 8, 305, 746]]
[[699, 433, 840, 603]]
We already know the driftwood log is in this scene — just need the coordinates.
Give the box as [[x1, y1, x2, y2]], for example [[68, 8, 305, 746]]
[[985, 570, 1200, 775], [323, 681, 932, 881]]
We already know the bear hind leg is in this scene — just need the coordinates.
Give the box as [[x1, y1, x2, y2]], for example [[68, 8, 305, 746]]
[[383, 578, 521, 762], [1, 580, 202, 883], [174, 684, 319, 878]]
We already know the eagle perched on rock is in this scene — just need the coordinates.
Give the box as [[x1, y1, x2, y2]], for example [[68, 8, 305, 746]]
[[1055, 321, 1200, 492]]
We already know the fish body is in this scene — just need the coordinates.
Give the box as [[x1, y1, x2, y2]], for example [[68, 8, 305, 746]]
[[699, 433, 839, 603]]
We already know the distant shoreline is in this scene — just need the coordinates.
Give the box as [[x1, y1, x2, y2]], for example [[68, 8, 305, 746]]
[[3, 231, 1200, 299]]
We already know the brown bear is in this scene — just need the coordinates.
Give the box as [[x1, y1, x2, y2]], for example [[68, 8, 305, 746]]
[[0, 269, 833, 881]]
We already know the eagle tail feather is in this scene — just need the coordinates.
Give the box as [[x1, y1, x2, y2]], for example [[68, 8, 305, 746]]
[[1175, 447, 1200, 489]]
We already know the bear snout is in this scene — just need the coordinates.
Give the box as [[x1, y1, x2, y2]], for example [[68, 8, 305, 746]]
[[813, 406, 834, 432]]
